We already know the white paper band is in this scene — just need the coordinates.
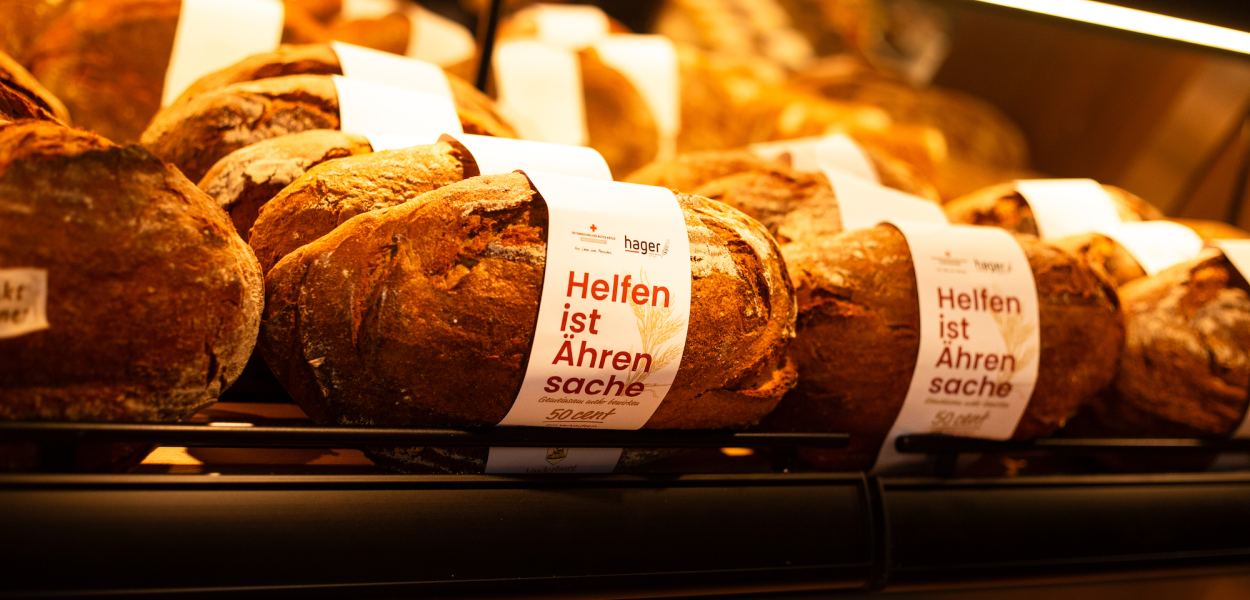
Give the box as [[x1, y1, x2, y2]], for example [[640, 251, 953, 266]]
[[825, 170, 947, 231], [405, 5, 476, 66], [876, 223, 1041, 470], [332, 42, 455, 98], [494, 40, 587, 146], [499, 173, 692, 430], [526, 3, 611, 49], [332, 76, 462, 142], [592, 36, 681, 160], [442, 134, 612, 180], [751, 134, 880, 183], [0, 268, 49, 339], [162, 0, 284, 106], [1098, 221, 1204, 276], [340, 0, 400, 20], [485, 447, 622, 474], [1014, 179, 1123, 240]]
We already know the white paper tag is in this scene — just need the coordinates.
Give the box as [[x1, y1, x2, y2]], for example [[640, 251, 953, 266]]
[[340, 0, 400, 20], [332, 42, 455, 98], [526, 4, 611, 49], [442, 134, 612, 180], [162, 0, 285, 106], [485, 447, 622, 474], [332, 76, 462, 142], [0, 268, 49, 339], [406, 5, 476, 66], [494, 40, 587, 146], [1014, 179, 1124, 240], [750, 134, 879, 183], [1099, 221, 1204, 276], [499, 173, 692, 429], [876, 223, 1041, 470], [592, 35, 681, 160], [825, 170, 947, 231]]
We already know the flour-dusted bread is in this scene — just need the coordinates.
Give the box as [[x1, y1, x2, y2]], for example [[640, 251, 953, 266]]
[[261, 172, 798, 429], [248, 140, 471, 273], [0, 120, 263, 422], [762, 225, 1123, 468], [0, 49, 69, 124], [143, 70, 514, 182], [25, 0, 327, 142], [199, 129, 373, 239], [1080, 251, 1250, 437], [945, 181, 1163, 235]]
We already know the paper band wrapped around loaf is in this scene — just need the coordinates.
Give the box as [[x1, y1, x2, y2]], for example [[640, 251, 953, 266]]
[[261, 172, 798, 429], [1081, 251, 1250, 437], [762, 225, 1123, 469], [0, 120, 263, 422], [944, 181, 1163, 235], [142, 70, 515, 182]]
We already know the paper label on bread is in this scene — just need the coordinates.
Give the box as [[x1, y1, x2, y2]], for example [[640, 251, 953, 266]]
[[1015, 179, 1123, 239], [485, 447, 622, 474], [1100, 221, 1203, 275], [526, 4, 612, 49], [751, 134, 880, 183], [499, 173, 692, 429], [593, 36, 681, 160], [162, 0, 285, 106], [331, 42, 456, 99], [0, 268, 49, 339], [877, 223, 1040, 470], [825, 170, 947, 231], [442, 134, 613, 180], [340, 0, 402, 19], [495, 41, 588, 146], [405, 5, 476, 66], [332, 76, 462, 145]]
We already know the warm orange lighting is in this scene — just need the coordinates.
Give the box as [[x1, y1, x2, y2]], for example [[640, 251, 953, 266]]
[[972, 0, 1250, 55], [720, 447, 755, 457]]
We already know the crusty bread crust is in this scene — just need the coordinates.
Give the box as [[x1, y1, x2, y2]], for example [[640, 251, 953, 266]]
[[945, 182, 1164, 235]]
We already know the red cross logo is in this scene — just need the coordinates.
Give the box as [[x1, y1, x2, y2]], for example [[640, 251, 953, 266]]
[[589, 224, 598, 232]]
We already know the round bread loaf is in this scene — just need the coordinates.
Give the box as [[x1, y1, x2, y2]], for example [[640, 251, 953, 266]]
[[945, 181, 1163, 235], [1051, 233, 1148, 288], [143, 72, 514, 182], [261, 172, 798, 429], [0, 120, 263, 422], [1083, 251, 1250, 437], [25, 0, 327, 143], [0, 49, 69, 124], [248, 140, 472, 273], [762, 225, 1124, 469], [169, 44, 512, 136], [199, 129, 373, 239]]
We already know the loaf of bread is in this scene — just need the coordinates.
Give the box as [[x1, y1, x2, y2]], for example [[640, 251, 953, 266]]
[[1080, 251, 1250, 437], [0, 49, 69, 123], [249, 140, 471, 272], [262, 172, 798, 429], [1172, 219, 1250, 241], [0, 120, 263, 422], [762, 225, 1124, 469], [945, 181, 1163, 235], [1050, 233, 1148, 288], [169, 44, 510, 135], [26, 0, 328, 143], [199, 129, 373, 239], [143, 70, 513, 182]]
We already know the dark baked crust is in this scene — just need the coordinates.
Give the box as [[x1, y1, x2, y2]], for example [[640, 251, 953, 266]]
[[945, 182, 1164, 235], [1051, 232, 1147, 288], [199, 129, 373, 239], [248, 140, 471, 273], [0, 49, 69, 123], [0, 120, 263, 422], [763, 225, 1124, 468], [261, 172, 798, 429], [26, 0, 325, 143], [1088, 251, 1250, 437]]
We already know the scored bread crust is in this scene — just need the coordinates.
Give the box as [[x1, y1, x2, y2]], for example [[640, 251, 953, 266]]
[[1085, 251, 1250, 437], [944, 181, 1164, 235], [0, 49, 69, 123], [0, 120, 263, 421], [762, 225, 1123, 468], [199, 129, 373, 239], [261, 172, 798, 429], [169, 44, 515, 140], [144, 71, 515, 182], [248, 140, 471, 273]]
